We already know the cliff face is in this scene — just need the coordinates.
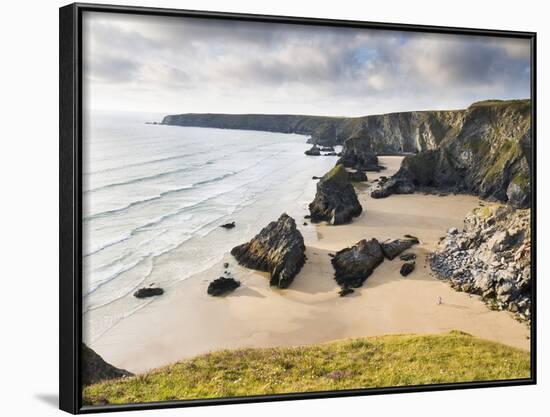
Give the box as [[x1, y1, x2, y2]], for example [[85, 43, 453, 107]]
[[394, 100, 531, 207], [161, 110, 464, 151], [162, 113, 346, 137]]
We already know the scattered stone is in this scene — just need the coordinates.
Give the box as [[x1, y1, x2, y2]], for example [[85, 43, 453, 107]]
[[400, 262, 415, 276], [223, 262, 229, 268], [448, 227, 459, 235], [303, 222, 308, 226], [207, 277, 240, 296], [220, 221, 236, 229], [331, 239, 384, 288], [231, 213, 306, 288], [133, 287, 164, 298]]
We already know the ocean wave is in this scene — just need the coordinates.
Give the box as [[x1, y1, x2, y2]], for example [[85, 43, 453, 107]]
[[84, 149, 285, 221]]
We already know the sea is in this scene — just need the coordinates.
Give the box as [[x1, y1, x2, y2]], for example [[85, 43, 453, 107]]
[[82, 111, 340, 343]]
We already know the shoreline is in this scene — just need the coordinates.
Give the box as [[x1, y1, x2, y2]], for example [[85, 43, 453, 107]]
[[89, 156, 529, 374]]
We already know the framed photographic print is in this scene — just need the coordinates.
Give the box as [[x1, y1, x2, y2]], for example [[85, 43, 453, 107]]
[[59, 2, 536, 414]]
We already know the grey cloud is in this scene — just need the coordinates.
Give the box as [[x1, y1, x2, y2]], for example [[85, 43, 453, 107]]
[[82, 12, 531, 115]]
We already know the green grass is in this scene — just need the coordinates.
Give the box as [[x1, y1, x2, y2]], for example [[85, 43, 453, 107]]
[[83, 331, 530, 406]]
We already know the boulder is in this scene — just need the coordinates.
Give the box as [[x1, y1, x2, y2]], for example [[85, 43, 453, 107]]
[[348, 170, 368, 182], [308, 164, 362, 225], [380, 237, 419, 260], [231, 213, 306, 288], [331, 239, 384, 288], [220, 221, 236, 229], [370, 177, 415, 199], [400, 262, 415, 276], [82, 344, 133, 386], [207, 277, 240, 296], [304, 145, 321, 156], [133, 287, 164, 298]]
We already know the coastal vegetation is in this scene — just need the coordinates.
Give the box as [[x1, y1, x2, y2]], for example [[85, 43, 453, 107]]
[[83, 331, 530, 405]]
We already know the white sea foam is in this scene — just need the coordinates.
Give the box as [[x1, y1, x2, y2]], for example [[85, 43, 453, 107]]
[[82, 110, 340, 341]]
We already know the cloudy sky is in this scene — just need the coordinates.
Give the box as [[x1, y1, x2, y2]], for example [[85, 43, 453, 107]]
[[83, 12, 531, 117]]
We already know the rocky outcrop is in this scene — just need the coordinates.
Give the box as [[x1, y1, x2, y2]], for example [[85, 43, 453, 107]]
[[337, 136, 383, 171], [308, 165, 362, 225], [370, 176, 415, 199], [133, 287, 164, 298], [379, 100, 532, 208], [82, 344, 132, 386], [304, 145, 321, 156], [230, 214, 306, 288], [331, 239, 384, 288], [207, 277, 240, 296], [429, 204, 531, 323]]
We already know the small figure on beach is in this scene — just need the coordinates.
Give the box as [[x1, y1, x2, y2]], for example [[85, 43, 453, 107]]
[[437, 296, 442, 305], [220, 221, 236, 229]]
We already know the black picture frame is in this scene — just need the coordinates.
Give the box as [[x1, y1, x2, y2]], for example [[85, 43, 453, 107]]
[[59, 2, 537, 414]]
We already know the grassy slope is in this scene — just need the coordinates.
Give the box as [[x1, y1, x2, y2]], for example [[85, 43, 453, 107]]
[[83, 331, 530, 405]]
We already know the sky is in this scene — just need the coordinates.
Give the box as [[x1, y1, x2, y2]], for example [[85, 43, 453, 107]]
[[82, 11, 531, 117]]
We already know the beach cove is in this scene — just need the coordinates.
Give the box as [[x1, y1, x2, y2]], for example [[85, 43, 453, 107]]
[[89, 156, 529, 374]]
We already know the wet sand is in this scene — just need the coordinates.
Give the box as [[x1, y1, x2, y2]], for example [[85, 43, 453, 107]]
[[90, 156, 529, 374]]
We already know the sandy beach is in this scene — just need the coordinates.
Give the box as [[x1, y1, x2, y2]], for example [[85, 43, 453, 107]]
[[89, 156, 530, 374]]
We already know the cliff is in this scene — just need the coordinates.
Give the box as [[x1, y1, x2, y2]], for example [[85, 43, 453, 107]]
[[161, 109, 465, 151], [392, 100, 531, 207]]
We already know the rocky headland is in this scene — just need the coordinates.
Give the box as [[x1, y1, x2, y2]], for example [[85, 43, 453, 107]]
[[230, 213, 306, 288], [370, 100, 531, 208]]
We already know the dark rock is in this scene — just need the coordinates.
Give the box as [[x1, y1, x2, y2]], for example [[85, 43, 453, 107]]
[[308, 164, 362, 225], [324, 152, 338, 156], [404, 234, 419, 240], [207, 277, 240, 296], [133, 287, 164, 298], [220, 221, 236, 229], [304, 215, 311, 219], [312, 176, 321, 180], [230, 213, 306, 288], [400, 262, 416, 276], [331, 239, 384, 288], [223, 262, 229, 268], [304, 145, 321, 156], [303, 222, 308, 226], [82, 344, 132, 386], [320, 146, 335, 152], [399, 253, 416, 261], [348, 170, 368, 182], [380, 237, 419, 260], [370, 177, 415, 199], [338, 288, 354, 297]]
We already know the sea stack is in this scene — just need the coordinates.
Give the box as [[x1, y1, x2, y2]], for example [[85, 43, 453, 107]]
[[308, 164, 362, 225], [230, 213, 306, 289]]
